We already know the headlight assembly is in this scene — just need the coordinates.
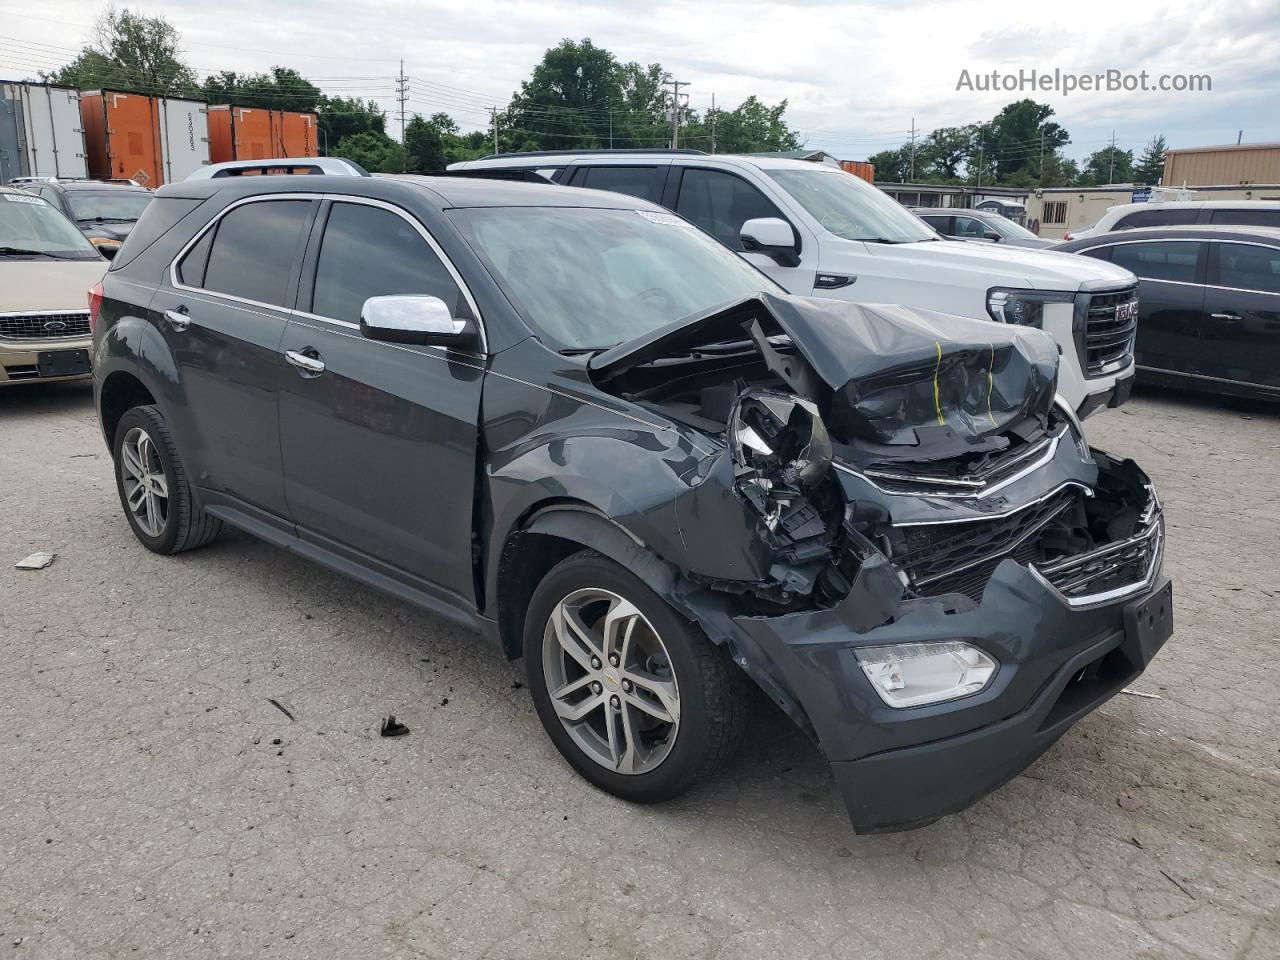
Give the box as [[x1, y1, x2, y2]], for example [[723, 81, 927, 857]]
[[855, 640, 998, 708], [986, 288, 1075, 328]]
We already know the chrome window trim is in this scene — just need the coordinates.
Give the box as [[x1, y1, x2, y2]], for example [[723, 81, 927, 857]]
[[167, 192, 490, 353], [1075, 238, 1280, 297]]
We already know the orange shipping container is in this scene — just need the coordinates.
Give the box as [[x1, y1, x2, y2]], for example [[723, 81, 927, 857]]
[[208, 106, 318, 163], [80, 90, 163, 187], [840, 160, 875, 182], [274, 111, 317, 157]]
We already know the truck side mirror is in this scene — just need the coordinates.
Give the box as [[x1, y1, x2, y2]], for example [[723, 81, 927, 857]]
[[740, 217, 800, 267]]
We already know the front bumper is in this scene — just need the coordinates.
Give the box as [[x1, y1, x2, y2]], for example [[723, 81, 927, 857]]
[[729, 557, 1171, 833], [0, 335, 93, 385], [1077, 372, 1136, 420]]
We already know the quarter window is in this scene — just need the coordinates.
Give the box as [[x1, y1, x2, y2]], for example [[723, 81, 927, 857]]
[[311, 202, 464, 323], [1208, 208, 1280, 228], [1215, 243, 1280, 294], [194, 200, 313, 307], [1114, 208, 1198, 229], [675, 168, 786, 249], [1109, 241, 1201, 283], [576, 166, 665, 202]]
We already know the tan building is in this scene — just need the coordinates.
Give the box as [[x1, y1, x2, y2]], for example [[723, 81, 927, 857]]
[[1163, 142, 1280, 187], [1025, 182, 1280, 240]]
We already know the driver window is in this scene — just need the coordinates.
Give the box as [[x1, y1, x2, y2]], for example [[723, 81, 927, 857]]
[[675, 169, 785, 249]]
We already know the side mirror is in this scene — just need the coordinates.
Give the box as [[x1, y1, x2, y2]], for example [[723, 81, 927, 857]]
[[359, 295, 471, 347], [740, 217, 800, 267]]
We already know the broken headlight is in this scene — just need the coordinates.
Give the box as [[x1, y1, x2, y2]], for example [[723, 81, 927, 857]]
[[986, 288, 1075, 328], [729, 391, 834, 534], [855, 640, 997, 708]]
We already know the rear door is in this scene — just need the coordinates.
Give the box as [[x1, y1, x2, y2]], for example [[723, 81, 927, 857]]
[[1201, 241, 1280, 391], [278, 198, 484, 608], [152, 195, 317, 519], [1085, 239, 1207, 376]]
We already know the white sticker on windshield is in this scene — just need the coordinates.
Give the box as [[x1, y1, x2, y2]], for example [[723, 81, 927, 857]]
[[3, 193, 47, 205], [636, 210, 691, 227]]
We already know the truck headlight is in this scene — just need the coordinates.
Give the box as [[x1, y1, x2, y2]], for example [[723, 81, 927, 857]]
[[855, 640, 997, 708], [986, 288, 1074, 328]]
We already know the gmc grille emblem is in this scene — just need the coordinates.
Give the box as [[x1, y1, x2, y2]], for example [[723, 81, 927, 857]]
[[1115, 300, 1139, 321], [43, 320, 68, 332]]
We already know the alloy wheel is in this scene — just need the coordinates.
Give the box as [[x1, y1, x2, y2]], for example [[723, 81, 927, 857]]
[[119, 426, 169, 538], [542, 587, 681, 774]]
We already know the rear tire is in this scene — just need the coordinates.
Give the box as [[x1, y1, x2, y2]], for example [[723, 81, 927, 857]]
[[524, 550, 750, 804], [112, 405, 221, 554]]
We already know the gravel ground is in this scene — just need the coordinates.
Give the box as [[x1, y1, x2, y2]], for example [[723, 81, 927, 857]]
[[2, 381, 1278, 960]]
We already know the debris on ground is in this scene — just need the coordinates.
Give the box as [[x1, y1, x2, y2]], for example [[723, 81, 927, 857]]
[[1120, 688, 1164, 700], [267, 698, 295, 720], [380, 716, 410, 737], [1118, 792, 1143, 811], [14, 552, 56, 570]]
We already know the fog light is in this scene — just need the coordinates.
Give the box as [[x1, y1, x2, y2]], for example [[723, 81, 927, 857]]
[[855, 641, 997, 708]]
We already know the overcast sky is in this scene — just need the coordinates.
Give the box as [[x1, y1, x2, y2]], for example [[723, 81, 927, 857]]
[[3, 0, 1277, 163]]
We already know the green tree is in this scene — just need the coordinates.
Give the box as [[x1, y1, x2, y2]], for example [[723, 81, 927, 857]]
[[43, 6, 198, 95], [1133, 134, 1167, 185], [404, 113, 460, 171], [921, 126, 976, 180], [335, 131, 407, 173], [694, 96, 801, 153], [1081, 145, 1135, 184], [982, 99, 1069, 182], [867, 144, 912, 182], [318, 96, 387, 154], [507, 38, 623, 150], [200, 67, 321, 112]]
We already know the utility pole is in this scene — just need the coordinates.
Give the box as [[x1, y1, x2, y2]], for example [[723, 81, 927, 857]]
[[490, 107, 499, 155], [1237, 129, 1243, 144], [710, 93, 716, 153], [908, 117, 916, 182], [1039, 130, 1045, 182], [396, 60, 408, 142], [975, 125, 985, 190], [609, 108, 613, 149], [665, 78, 689, 149], [1107, 129, 1117, 184]]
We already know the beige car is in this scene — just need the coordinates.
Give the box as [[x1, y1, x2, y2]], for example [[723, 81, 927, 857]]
[[1, 186, 107, 386]]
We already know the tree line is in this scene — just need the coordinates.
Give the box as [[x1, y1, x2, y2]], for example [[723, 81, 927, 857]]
[[41, 10, 802, 173], [868, 100, 1168, 188]]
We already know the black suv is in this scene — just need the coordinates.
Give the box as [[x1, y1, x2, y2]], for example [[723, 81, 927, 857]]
[[91, 173, 1172, 832], [22, 179, 152, 257]]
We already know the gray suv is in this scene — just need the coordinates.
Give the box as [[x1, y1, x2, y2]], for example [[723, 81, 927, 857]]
[[91, 172, 1172, 832]]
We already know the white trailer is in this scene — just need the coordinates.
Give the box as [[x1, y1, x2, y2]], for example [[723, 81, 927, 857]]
[[0, 82, 87, 183], [156, 96, 210, 183]]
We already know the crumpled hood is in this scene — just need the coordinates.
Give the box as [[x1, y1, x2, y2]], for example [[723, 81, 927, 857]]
[[590, 291, 1059, 451]]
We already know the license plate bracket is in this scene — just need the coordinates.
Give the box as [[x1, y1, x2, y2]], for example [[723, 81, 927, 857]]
[[1123, 579, 1173, 668], [37, 349, 90, 378]]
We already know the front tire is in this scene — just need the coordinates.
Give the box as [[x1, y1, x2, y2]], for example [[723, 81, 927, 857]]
[[112, 405, 221, 554], [524, 550, 750, 804]]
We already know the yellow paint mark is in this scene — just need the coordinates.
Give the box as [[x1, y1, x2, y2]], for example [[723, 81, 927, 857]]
[[933, 340, 945, 426], [987, 343, 998, 428]]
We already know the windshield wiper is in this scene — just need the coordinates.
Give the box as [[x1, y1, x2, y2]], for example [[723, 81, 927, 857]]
[[0, 246, 56, 258]]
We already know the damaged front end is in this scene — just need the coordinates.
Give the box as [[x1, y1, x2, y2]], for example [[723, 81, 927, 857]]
[[590, 292, 1172, 831]]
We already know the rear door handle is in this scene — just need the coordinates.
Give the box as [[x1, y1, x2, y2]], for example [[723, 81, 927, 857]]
[[163, 308, 190, 332], [1210, 312, 1243, 321], [285, 349, 326, 375]]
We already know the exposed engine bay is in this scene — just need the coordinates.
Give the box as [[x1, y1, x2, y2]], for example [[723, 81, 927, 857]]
[[589, 292, 1162, 622]]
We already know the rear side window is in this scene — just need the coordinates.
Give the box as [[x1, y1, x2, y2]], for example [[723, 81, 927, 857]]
[[1114, 208, 1198, 229], [575, 166, 665, 202], [310, 202, 464, 323], [1208, 208, 1280, 227], [1215, 243, 1280, 293], [194, 200, 313, 307], [1077, 245, 1115, 263], [922, 215, 951, 234], [1109, 241, 1201, 283], [675, 168, 786, 249]]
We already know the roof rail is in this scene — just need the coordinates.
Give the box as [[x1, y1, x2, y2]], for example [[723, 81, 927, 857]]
[[184, 157, 370, 181], [473, 148, 707, 161]]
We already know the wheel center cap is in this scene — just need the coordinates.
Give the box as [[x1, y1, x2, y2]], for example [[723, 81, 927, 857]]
[[602, 668, 621, 690]]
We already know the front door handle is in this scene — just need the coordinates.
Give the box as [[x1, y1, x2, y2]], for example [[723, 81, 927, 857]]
[[164, 308, 190, 332], [1210, 312, 1243, 322], [285, 349, 326, 375]]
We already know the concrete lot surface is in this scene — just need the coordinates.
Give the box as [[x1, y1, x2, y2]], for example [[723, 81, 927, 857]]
[[2, 382, 1278, 959]]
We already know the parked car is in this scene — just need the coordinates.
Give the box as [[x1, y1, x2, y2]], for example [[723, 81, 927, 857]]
[[20, 179, 153, 258], [92, 173, 1172, 832], [1063, 199, 1280, 242], [450, 150, 1140, 419], [1055, 225, 1280, 400], [910, 206, 1054, 249], [0, 186, 106, 386]]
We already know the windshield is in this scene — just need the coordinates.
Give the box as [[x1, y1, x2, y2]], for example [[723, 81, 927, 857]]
[[451, 207, 776, 350], [986, 215, 1038, 240], [68, 191, 151, 222], [767, 168, 936, 243], [0, 194, 100, 259]]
